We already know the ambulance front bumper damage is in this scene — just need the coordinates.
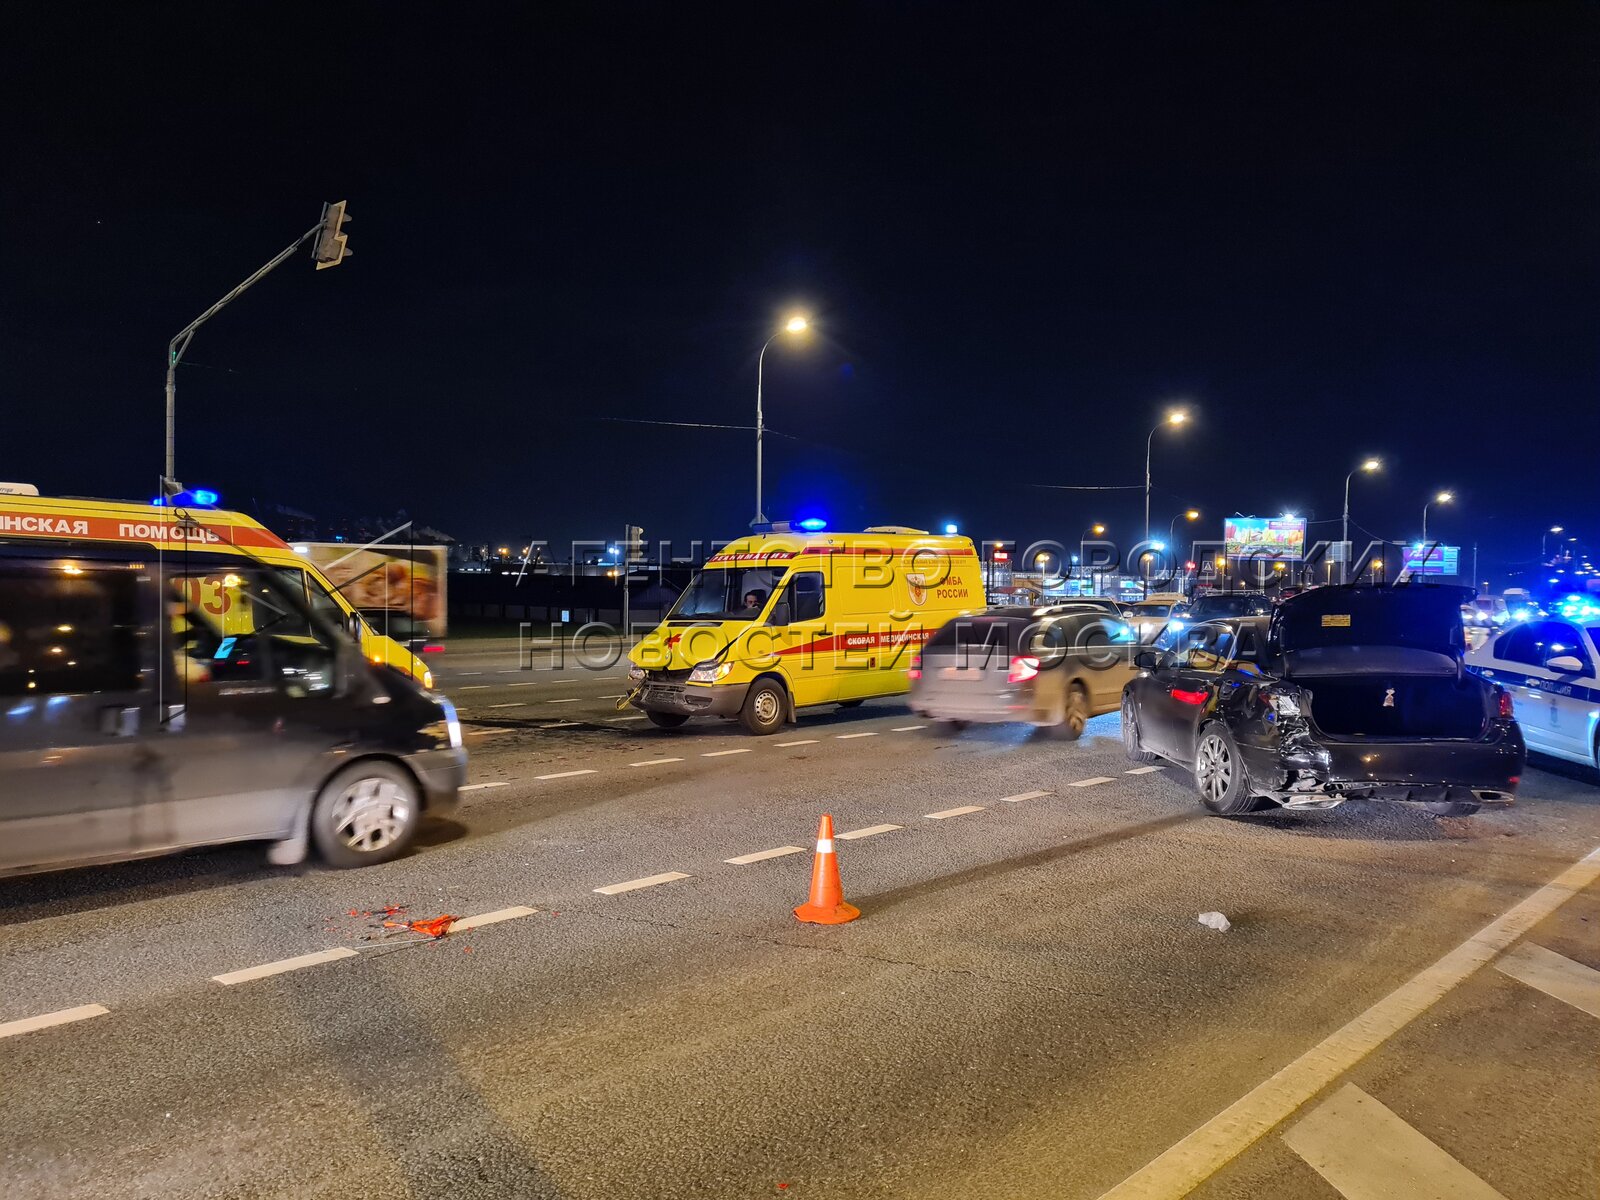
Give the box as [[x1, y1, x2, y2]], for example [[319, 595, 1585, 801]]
[[631, 673, 749, 718]]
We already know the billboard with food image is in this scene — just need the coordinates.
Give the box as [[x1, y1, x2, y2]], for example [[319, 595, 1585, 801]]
[[1223, 516, 1307, 561], [302, 543, 447, 638]]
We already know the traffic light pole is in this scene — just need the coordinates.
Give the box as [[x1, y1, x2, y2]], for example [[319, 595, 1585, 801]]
[[164, 204, 349, 489]]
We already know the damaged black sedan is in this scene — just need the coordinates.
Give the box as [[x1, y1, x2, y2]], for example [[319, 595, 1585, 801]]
[[1120, 585, 1524, 817]]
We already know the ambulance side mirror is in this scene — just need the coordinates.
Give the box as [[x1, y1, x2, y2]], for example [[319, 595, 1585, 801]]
[[767, 601, 791, 627]]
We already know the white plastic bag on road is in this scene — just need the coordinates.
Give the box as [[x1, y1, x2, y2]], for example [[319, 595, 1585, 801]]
[[1197, 911, 1231, 932]]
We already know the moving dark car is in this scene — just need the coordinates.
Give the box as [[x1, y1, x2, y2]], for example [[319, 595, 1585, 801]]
[[1171, 590, 1272, 622], [1121, 585, 1524, 817], [909, 606, 1137, 738], [0, 542, 466, 877]]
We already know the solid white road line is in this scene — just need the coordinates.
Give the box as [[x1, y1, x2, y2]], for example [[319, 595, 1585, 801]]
[[837, 823, 901, 840], [593, 871, 692, 896], [1095, 843, 1600, 1200], [460, 781, 510, 792], [451, 905, 537, 932], [1496, 941, 1600, 1020], [836, 732, 877, 739], [629, 757, 684, 768], [488, 702, 526, 708], [1125, 765, 1164, 775], [925, 805, 985, 820], [1000, 790, 1051, 803], [775, 739, 818, 747], [891, 725, 926, 731], [212, 947, 359, 987], [0, 1003, 110, 1041], [536, 769, 596, 780], [1070, 776, 1114, 787], [724, 845, 807, 865], [702, 748, 752, 757], [1282, 1084, 1509, 1200]]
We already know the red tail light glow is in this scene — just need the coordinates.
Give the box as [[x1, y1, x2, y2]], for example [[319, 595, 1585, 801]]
[[422, 644, 445, 654], [1496, 688, 1514, 719], [1008, 655, 1040, 684], [907, 653, 922, 681], [1171, 688, 1209, 706]]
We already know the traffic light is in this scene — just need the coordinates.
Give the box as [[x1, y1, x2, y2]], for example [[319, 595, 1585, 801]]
[[625, 525, 645, 563], [313, 201, 351, 269]]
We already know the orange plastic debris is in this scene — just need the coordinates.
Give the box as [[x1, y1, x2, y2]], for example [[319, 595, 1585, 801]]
[[409, 915, 457, 938]]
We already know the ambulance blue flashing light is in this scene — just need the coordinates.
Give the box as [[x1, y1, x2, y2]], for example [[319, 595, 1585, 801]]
[[943, 522, 959, 535], [151, 487, 221, 508], [797, 517, 828, 532]]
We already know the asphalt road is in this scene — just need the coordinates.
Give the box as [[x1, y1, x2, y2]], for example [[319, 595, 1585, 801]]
[[3, 634, 1598, 1199]]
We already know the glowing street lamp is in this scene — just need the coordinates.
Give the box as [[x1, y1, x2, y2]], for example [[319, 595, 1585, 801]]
[[1144, 409, 1190, 543], [1168, 509, 1200, 561], [754, 312, 812, 524], [1342, 457, 1383, 583], [1422, 491, 1453, 544]]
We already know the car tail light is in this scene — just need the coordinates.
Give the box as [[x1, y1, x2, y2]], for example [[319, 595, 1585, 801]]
[[422, 644, 445, 654], [1496, 687, 1514, 719], [1171, 688, 1209, 706], [1008, 655, 1040, 684], [907, 652, 921, 681]]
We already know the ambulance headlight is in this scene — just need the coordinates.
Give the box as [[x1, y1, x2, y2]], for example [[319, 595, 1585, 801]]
[[688, 661, 733, 684], [628, 666, 645, 682]]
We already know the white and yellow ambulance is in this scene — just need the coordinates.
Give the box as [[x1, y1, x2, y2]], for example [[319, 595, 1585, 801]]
[[0, 488, 435, 689], [626, 523, 983, 734]]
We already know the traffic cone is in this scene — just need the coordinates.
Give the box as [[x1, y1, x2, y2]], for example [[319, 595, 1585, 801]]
[[794, 813, 860, 925]]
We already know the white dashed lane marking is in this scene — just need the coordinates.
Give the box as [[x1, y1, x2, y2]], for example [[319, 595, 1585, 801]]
[[1496, 941, 1600, 1019], [457, 685, 492, 690], [702, 748, 753, 758], [629, 757, 683, 768], [608, 715, 648, 722], [451, 906, 538, 932], [212, 947, 359, 987], [1282, 1084, 1509, 1200], [891, 725, 926, 731], [836, 732, 877, 740], [536, 769, 597, 780], [488, 702, 526, 708], [460, 781, 509, 792], [837, 823, 901, 840], [1126, 765, 1164, 775], [547, 698, 583, 704], [1000, 790, 1051, 803], [1070, 777, 1114, 787], [925, 805, 985, 820], [593, 871, 692, 896], [0, 1003, 111, 1041], [542, 721, 580, 728], [724, 846, 807, 865], [775, 739, 818, 747]]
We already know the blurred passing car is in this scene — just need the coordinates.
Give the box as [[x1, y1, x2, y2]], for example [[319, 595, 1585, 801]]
[[1123, 597, 1183, 643], [1467, 616, 1600, 770], [1171, 591, 1272, 624], [1121, 586, 1524, 817], [909, 606, 1137, 738]]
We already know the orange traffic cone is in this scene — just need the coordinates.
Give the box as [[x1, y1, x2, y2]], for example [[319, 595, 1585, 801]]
[[794, 813, 860, 925]]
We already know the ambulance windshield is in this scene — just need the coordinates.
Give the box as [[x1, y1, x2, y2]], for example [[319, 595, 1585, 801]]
[[668, 568, 786, 621]]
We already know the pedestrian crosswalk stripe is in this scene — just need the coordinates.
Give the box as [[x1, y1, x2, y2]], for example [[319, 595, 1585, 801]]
[[1283, 1083, 1509, 1200], [1496, 941, 1600, 1020]]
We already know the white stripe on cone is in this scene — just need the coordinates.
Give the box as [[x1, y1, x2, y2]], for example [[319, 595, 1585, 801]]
[[816, 838, 834, 853]]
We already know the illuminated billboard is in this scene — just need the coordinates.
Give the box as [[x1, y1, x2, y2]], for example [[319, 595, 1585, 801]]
[[1402, 544, 1461, 577], [1224, 516, 1307, 561]]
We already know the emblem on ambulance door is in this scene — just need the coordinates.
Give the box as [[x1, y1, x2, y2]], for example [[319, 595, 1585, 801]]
[[906, 573, 927, 606]]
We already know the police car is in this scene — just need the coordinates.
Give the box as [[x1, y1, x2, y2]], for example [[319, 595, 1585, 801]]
[[1466, 604, 1600, 770]]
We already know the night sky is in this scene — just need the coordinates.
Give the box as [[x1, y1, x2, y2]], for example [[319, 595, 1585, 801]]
[[6, 4, 1597, 583]]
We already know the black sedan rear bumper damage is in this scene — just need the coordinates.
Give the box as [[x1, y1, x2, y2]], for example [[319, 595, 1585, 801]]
[[1234, 720, 1525, 809]]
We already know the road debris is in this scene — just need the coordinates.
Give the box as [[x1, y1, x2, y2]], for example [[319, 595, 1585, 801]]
[[1197, 911, 1231, 933]]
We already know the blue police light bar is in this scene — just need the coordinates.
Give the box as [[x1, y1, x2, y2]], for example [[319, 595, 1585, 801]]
[[797, 518, 828, 532]]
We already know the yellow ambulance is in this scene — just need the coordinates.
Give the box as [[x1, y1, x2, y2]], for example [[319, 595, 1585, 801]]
[[626, 523, 983, 734], [0, 488, 435, 689]]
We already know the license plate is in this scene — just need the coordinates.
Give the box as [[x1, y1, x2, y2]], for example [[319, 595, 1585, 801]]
[[940, 667, 985, 680]]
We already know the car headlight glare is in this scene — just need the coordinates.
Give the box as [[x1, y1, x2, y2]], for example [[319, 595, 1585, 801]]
[[688, 661, 733, 684]]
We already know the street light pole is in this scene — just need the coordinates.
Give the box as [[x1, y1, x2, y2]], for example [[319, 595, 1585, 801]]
[[1167, 509, 1199, 564], [1543, 525, 1564, 561], [163, 204, 349, 488], [1422, 491, 1452, 545], [1342, 457, 1382, 584], [753, 314, 809, 526], [1144, 410, 1188, 544]]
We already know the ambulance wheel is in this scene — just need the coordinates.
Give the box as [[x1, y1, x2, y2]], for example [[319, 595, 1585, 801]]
[[646, 711, 689, 730], [838, 699, 865, 709], [740, 679, 787, 735]]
